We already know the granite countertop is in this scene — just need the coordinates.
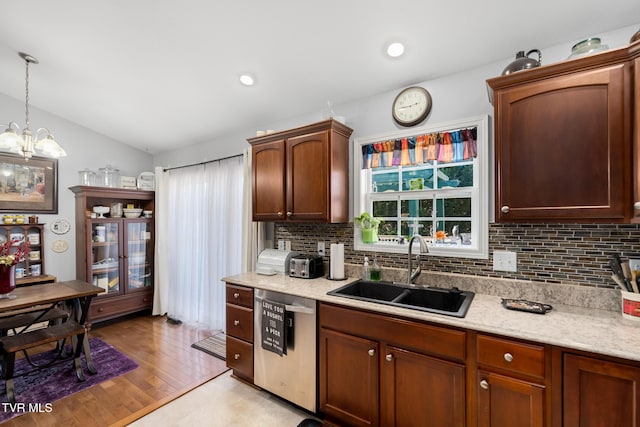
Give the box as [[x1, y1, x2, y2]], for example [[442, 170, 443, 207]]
[[222, 272, 640, 363]]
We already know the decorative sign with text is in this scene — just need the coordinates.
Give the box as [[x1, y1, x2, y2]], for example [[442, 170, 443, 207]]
[[261, 299, 286, 356]]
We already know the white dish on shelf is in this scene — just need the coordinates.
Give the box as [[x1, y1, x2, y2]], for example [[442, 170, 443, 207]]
[[93, 206, 110, 218], [123, 208, 142, 218]]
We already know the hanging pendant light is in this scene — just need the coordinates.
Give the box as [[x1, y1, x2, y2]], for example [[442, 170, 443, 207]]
[[0, 52, 66, 160]]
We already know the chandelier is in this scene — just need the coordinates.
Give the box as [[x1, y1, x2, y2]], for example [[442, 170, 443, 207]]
[[0, 52, 66, 159]]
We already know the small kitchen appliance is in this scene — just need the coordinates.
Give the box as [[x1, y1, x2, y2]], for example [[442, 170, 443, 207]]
[[256, 249, 300, 275], [289, 254, 324, 279]]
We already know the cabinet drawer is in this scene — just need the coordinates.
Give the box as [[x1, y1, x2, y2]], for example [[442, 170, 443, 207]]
[[89, 291, 153, 322], [226, 304, 253, 342], [477, 334, 546, 380], [226, 284, 253, 308], [226, 335, 253, 379]]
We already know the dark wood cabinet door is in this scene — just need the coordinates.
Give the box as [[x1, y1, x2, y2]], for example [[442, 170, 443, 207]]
[[382, 345, 465, 427], [252, 139, 286, 221], [477, 371, 545, 427], [634, 56, 640, 223], [493, 63, 631, 222], [319, 328, 379, 427], [564, 354, 640, 427], [286, 131, 329, 221]]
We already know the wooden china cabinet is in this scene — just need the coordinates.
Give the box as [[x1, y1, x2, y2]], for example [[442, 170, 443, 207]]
[[70, 185, 154, 323], [248, 119, 353, 223]]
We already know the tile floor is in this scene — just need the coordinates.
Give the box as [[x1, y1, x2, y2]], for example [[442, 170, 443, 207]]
[[130, 371, 319, 426]]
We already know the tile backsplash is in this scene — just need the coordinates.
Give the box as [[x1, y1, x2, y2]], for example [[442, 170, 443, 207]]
[[274, 223, 640, 289]]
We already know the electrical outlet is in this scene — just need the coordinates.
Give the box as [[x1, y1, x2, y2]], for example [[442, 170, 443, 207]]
[[630, 259, 640, 272], [318, 242, 325, 256], [284, 240, 291, 251], [493, 250, 517, 272], [277, 240, 284, 251]]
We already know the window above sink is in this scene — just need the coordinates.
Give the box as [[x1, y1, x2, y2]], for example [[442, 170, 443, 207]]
[[353, 115, 490, 259]]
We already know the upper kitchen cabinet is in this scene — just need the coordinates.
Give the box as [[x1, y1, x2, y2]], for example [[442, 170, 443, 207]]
[[248, 119, 353, 223], [487, 41, 640, 223]]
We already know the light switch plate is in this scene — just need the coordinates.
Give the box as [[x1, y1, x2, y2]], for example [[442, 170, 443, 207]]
[[493, 250, 517, 272], [277, 240, 284, 251], [318, 242, 325, 256]]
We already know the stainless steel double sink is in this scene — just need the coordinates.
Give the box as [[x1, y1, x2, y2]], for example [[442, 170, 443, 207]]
[[327, 280, 474, 318]]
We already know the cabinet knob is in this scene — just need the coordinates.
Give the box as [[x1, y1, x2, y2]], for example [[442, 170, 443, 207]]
[[634, 202, 640, 209], [277, 211, 283, 217], [480, 379, 489, 390], [233, 292, 240, 299], [368, 349, 375, 357], [234, 320, 240, 326], [501, 206, 510, 213], [286, 211, 292, 217], [234, 353, 240, 360], [504, 352, 514, 363], [385, 354, 393, 362]]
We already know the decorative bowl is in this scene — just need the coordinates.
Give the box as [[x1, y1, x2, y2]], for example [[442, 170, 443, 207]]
[[123, 208, 142, 218], [93, 206, 110, 218]]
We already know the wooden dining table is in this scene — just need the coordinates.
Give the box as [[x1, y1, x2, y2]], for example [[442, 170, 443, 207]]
[[0, 280, 104, 375]]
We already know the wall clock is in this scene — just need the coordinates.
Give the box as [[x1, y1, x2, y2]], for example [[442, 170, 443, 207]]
[[392, 86, 432, 127], [51, 218, 70, 235]]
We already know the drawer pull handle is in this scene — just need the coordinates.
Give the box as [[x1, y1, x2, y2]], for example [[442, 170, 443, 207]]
[[277, 211, 283, 217], [234, 320, 240, 326], [480, 379, 489, 390], [504, 352, 514, 362], [635, 202, 640, 209], [501, 206, 510, 213], [287, 211, 292, 217], [234, 353, 240, 360], [368, 349, 375, 357], [233, 292, 240, 299], [385, 354, 393, 362]]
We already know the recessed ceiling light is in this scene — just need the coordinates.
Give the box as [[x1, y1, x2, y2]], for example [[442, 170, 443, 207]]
[[239, 74, 255, 86], [386, 42, 405, 58]]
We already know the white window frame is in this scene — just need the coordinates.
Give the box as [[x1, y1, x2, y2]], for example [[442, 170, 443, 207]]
[[353, 115, 489, 259]]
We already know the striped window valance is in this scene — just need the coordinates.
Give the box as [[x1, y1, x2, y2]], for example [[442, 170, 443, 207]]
[[361, 127, 477, 169]]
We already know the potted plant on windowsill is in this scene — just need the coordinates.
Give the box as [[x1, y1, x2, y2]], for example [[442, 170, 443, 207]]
[[355, 212, 381, 244]]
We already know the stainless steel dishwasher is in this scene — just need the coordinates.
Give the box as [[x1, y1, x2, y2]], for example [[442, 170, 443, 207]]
[[254, 288, 317, 412]]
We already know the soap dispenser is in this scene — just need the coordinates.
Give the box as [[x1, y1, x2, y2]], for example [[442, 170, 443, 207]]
[[363, 256, 371, 280], [371, 258, 381, 281]]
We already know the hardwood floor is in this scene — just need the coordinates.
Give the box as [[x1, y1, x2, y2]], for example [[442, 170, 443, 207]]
[[2, 314, 229, 427]]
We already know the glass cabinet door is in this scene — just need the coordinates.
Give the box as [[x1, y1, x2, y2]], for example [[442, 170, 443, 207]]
[[126, 221, 152, 291], [90, 221, 120, 294]]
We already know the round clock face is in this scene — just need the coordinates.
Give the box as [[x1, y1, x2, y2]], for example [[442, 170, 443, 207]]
[[51, 218, 70, 235], [392, 86, 432, 127]]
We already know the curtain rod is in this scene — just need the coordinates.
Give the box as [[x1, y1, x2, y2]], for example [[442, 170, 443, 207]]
[[163, 153, 243, 172]]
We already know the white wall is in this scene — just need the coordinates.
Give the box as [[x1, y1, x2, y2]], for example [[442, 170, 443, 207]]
[[0, 93, 154, 281], [154, 23, 639, 166]]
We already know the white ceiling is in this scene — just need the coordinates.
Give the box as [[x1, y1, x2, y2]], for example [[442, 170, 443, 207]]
[[0, 1, 638, 155]]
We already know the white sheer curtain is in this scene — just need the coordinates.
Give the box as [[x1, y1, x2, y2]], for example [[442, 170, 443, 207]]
[[154, 156, 244, 331]]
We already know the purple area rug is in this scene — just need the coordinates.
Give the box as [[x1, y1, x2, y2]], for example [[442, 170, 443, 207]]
[[0, 337, 138, 423]]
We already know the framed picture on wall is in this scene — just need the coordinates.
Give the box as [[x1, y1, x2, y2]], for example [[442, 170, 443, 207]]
[[0, 153, 58, 214]]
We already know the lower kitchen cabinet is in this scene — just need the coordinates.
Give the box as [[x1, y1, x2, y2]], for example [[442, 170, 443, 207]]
[[319, 328, 379, 427], [475, 333, 550, 427], [383, 344, 465, 427], [225, 284, 254, 382], [476, 371, 544, 427], [319, 303, 466, 427], [563, 353, 640, 427]]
